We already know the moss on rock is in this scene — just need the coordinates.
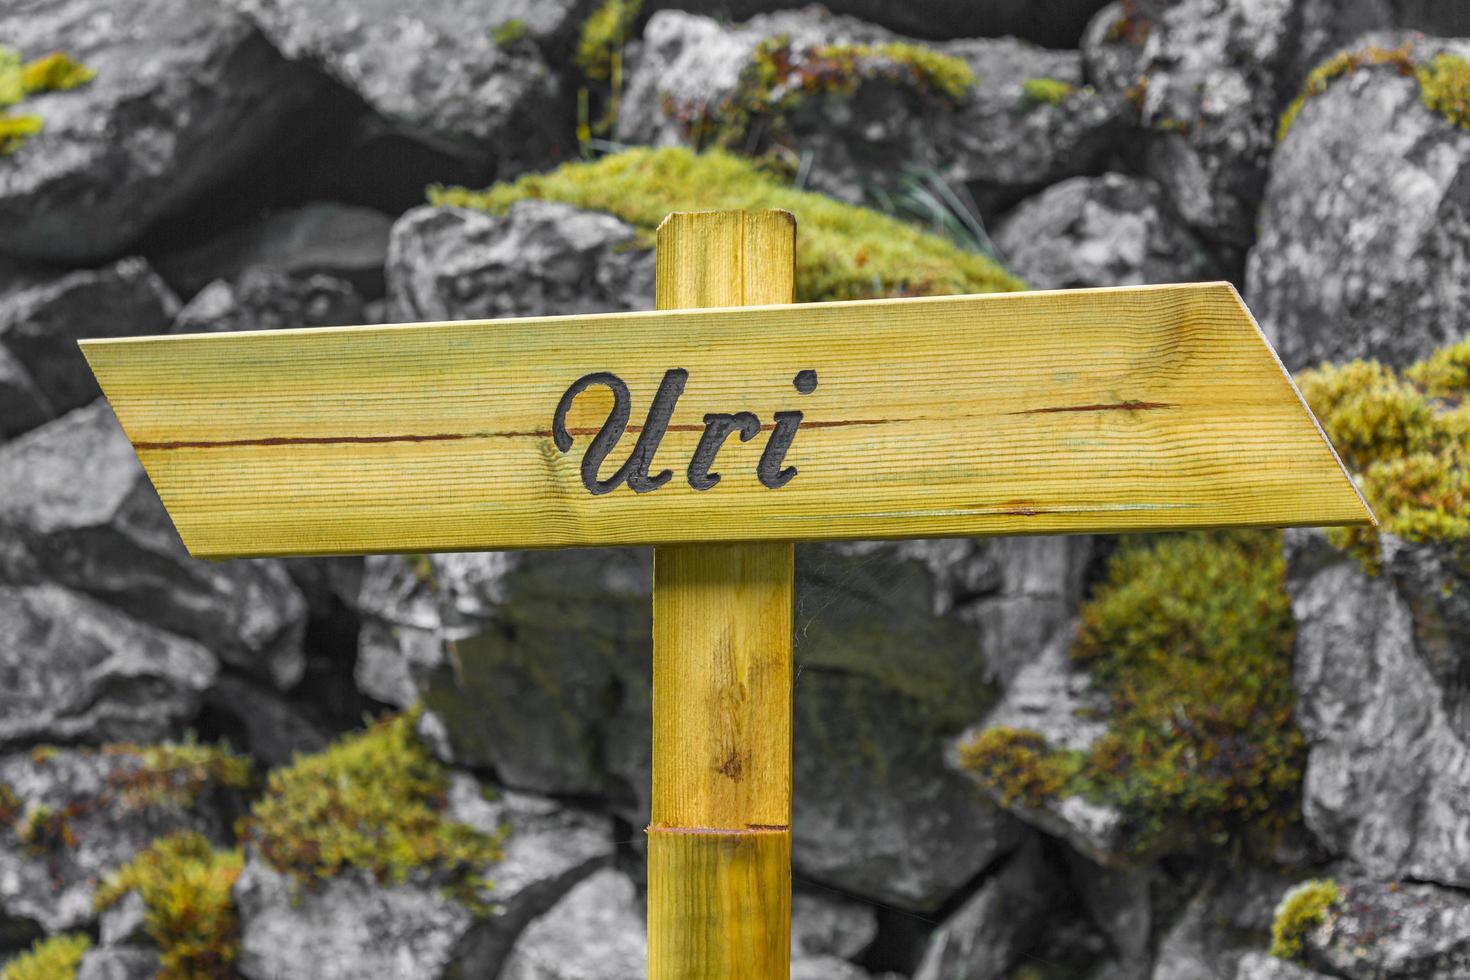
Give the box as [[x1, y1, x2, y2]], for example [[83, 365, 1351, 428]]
[[1269, 878, 1340, 960], [1021, 77, 1076, 106], [430, 146, 1023, 302], [962, 531, 1301, 854], [1297, 342, 1469, 570], [1278, 44, 1470, 142], [0, 933, 90, 980], [242, 709, 503, 904], [0, 44, 95, 155], [574, 0, 641, 81], [95, 831, 242, 980]]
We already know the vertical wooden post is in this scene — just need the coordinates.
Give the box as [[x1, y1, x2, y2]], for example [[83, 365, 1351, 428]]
[[647, 210, 796, 980]]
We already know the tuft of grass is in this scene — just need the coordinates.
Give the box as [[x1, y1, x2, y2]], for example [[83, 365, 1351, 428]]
[[961, 531, 1301, 854], [1297, 342, 1469, 570], [430, 146, 1023, 302], [242, 709, 504, 907], [1270, 879, 1340, 960], [0, 933, 90, 980], [96, 831, 242, 980], [1021, 77, 1076, 106]]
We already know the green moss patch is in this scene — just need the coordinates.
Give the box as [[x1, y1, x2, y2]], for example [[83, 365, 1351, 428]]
[[242, 709, 504, 904], [0, 45, 95, 155], [0, 933, 90, 980], [1270, 878, 1340, 960], [1021, 77, 1076, 106], [1278, 43, 1470, 141], [962, 531, 1301, 855], [574, 0, 641, 81], [1297, 341, 1469, 570], [96, 831, 242, 980], [430, 146, 1023, 302]]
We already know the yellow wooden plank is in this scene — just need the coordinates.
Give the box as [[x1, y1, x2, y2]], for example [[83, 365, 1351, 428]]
[[81, 280, 1372, 558], [649, 210, 794, 980]]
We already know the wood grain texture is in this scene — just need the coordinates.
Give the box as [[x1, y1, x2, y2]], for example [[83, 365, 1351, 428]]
[[647, 829, 791, 980], [650, 211, 794, 980], [81, 275, 1371, 559]]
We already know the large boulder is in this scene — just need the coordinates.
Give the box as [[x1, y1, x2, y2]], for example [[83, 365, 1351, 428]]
[[0, 403, 308, 689], [1246, 37, 1470, 370], [173, 268, 367, 334], [0, 347, 52, 441], [1151, 869, 1300, 980], [995, 173, 1224, 290], [0, 585, 216, 747], [1293, 877, 1470, 979], [155, 202, 394, 300], [0, 744, 240, 934], [224, 0, 568, 162], [0, 259, 179, 421], [498, 868, 646, 980], [620, 9, 1123, 211], [235, 779, 614, 980], [1287, 530, 1470, 888], [0, 0, 323, 263], [387, 202, 656, 322]]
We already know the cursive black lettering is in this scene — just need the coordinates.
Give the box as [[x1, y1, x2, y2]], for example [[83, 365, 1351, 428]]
[[552, 372, 634, 495], [625, 369, 688, 493], [688, 412, 760, 491]]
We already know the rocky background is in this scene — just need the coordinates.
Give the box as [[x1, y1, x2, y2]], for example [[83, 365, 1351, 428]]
[[1, 0, 1468, 978]]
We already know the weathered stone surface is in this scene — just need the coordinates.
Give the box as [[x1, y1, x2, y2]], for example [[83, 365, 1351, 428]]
[[0, 0, 322, 263], [224, 0, 566, 160], [156, 203, 394, 300], [201, 673, 331, 769], [0, 585, 216, 747], [0, 347, 51, 441], [995, 173, 1223, 289], [0, 403, 308, 689], [1151, 869, 1298, 980], [387, 202, 656, 322], [913, 837, 1056, 980], [173, 268, 366, 334], [793, 669, 1021, 910], [498, 868, 646, 980], [1293, 1, 1470, 80], [791, 891, 877, 961], [649, 0, 1115, 49], [1246, 36, 1470, 370], [1067, 857, 1152, 972], [1298, 878, 1470, 979], [792, 958, 890, 980], [0, 746, 235, 933], [621, 9, 1123, 210], [236, 781, 612, 980], [1233, 952, 1334, 980], [76, 947, 163, 980], [1287, 529, 1470, 888], [0, 259, 179, 417], [97, 890, 147, 947], [1080, 2, 1150, 96]]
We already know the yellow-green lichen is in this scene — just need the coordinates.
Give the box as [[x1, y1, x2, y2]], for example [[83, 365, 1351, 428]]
[[1273, 43, 1470, 142], [96, 831, 242, 980], [242, 709, 503, 905], [1269, 878, 1340, 960], [0, 45, 95, 155], [490, 19, 528, 46], [1417, 53, 1470, 130], [0, 781, 19, 828], [574, 0, 641, 81], [1297, 342, 1469, 570], [430, 147, 1023, 302], [961, 530, 1301, 854], [0, 933, 90, 980], [1021, 77, 1076, 106], [672, 35, 973, 154], [103, 739, 256, 810]]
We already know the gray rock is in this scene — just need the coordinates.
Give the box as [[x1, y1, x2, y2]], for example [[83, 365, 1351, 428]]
[[0, 347, 51, 441], [97, 891, 147, 947], [0, 585, 216, 747], [0, 745, 235, 933], [76, 947, 162, 980], [1068, 857, 1152, 970], [1233, 952, 1334, 980], [621, 9, 1123, 211], [498, 868, 646, 980], [792, 669, 1022, 910], [995, 173, 1224, 290], [791, 891, 877, 961], [1288, 530, 1470, 888], [173, 268, 366, 334], [156, 202, 395, 300], [913, 837, 1056, 980], [1246, 36, 1470, 370], [387, 202, 656, 323], [1293, 1, 1470, 81], [1151, 870, 1299, 980], [792, 958, 887, 980], [0, 258, 179, 417], [235, 782, 612, 980], [1141, 0, 1297, 251], [0, 0, 322, 263], [224, 0, 565, 160], [0, 403, 308, 689], [201, 673, 331, 769], [1298, 878, 1470, 979], [1080, 2, 1151, 96]]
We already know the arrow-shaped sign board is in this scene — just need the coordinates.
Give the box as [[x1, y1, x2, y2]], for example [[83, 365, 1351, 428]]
[[81, 281, 1369, 559]]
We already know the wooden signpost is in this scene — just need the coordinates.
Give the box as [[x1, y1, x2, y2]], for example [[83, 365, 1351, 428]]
[[83, 209, 1372, 979]]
